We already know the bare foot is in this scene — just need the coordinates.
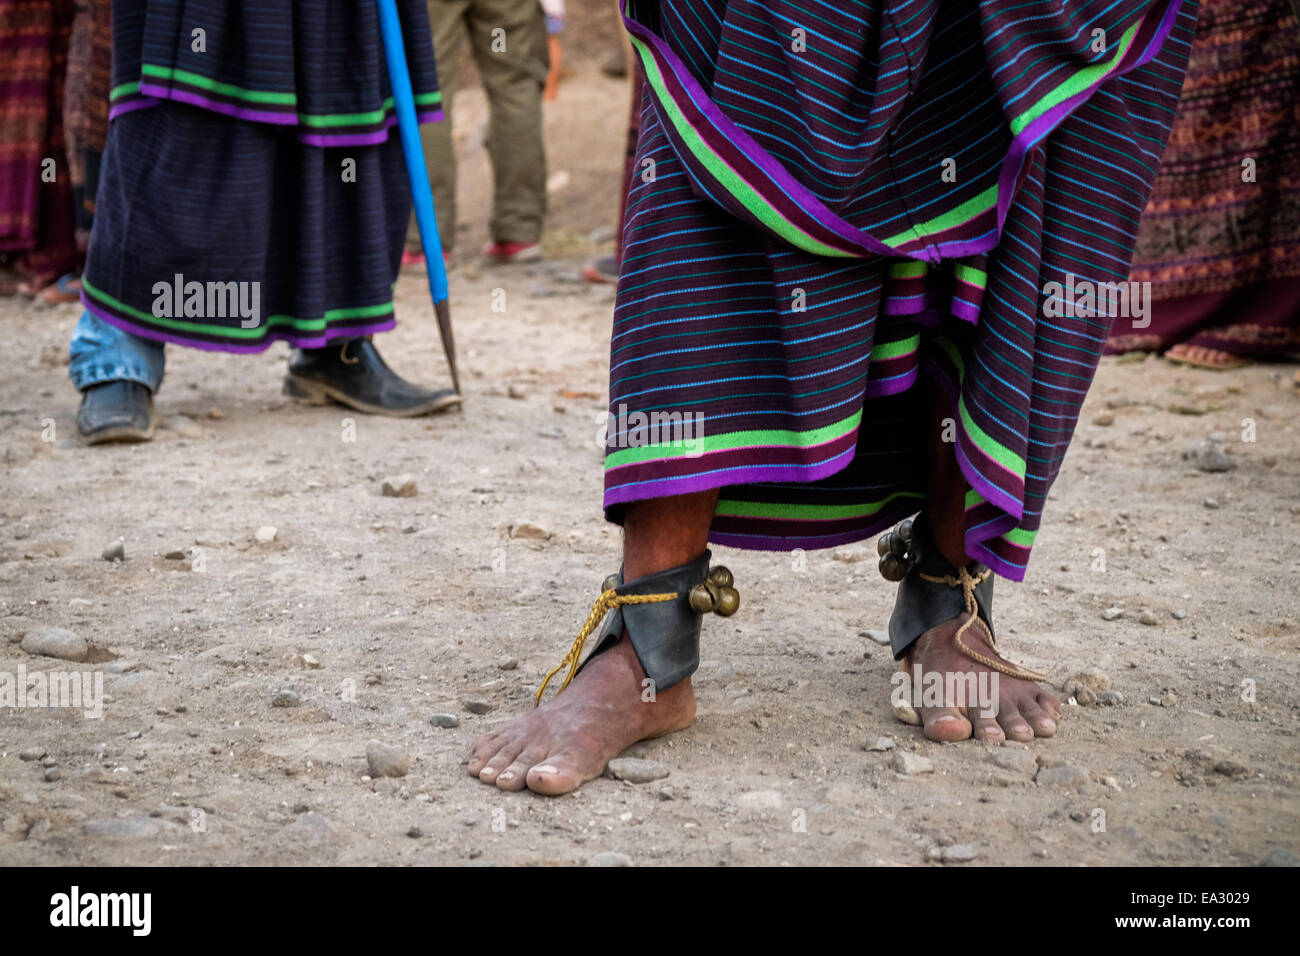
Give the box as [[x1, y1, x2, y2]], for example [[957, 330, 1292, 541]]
[[1165, 343, 1248, 370], [901, 614, 1061, 743], [467, 634, 696, 795]]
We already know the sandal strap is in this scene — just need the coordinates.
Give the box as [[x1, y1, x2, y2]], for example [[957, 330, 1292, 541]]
[[535, 551, 738, 703], [918, 565, 1048, 682]]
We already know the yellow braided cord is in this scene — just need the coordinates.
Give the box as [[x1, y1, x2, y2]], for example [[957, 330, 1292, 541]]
[[918, 567, 1050, 683], [534, 589, 678, 704]]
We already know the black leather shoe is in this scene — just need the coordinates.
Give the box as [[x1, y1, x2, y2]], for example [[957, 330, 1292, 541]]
[[283, 337, 461, 417], [76, 381, 155, 444]]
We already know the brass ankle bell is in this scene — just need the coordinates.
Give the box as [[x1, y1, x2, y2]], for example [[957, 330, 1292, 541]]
[[689, 566, 740, 616], [876, 518, 918, 582]]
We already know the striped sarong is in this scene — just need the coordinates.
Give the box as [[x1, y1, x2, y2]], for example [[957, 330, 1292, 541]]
[[604, 0, 1197, 580], [80, 0, 441, 351]]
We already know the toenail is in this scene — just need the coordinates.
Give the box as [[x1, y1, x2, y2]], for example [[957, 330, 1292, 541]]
[[533, 764, 559, 775], [934, 715, 959, 723], [498, 771, 514, 781]]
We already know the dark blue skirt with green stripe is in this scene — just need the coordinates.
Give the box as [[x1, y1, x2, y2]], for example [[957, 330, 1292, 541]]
[[81, 0, 442, 351], [605, 0, 1196, 581]]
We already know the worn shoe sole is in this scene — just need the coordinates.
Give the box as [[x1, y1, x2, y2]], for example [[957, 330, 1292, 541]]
[[81, 420, 156, 445], [283, 375, 462, 417]]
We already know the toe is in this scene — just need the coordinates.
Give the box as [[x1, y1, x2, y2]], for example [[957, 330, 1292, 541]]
[[466, 732, 504, 777], [922, 707, 972, 742], [525, 754, 592, 796], [1022, 699, 1058, 737], [494, 748, 548, 792], [477, 739, 526, 784], [1036, 688, 1062, 720], [967, 706, 1005, 742], [996, 701, 1035, 742]]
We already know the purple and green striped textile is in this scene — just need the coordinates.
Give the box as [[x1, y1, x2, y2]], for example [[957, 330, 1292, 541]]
[[604, 0, 1197, 581]]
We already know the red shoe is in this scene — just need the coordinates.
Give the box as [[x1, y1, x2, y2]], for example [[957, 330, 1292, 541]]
[[583, 254, 619, 285], [483, 240, 541, 264], [401, 250, 425, 267]]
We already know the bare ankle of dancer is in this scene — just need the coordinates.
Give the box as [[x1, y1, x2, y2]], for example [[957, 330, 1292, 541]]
[[467, 489, 718, 794], [901, 385, 1061, 743]]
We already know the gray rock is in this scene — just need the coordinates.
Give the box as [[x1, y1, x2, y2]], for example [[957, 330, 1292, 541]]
[[1183, 439, 1235, 473], [20, 626, 88, 662], [19, 746, 46, 761], [430, 713, 460, 729], [1098, 690, 1125, 706], [1138, 609, 1159, 626], [1172, 609, 1187, 620], [606, 757, 670, 783], [254, 525, 278, 544], [1101, 607, 1124, 621], [864, 736, 896, 752], [1213, 758, 1251, 779], [43, 767, 61, 782], [590, 851, 632, 867], [101, 539, 125, 562], [162, 414, 202, 438], [942, 844, 977, 862], [497, 657, 519, 671], [892, 751, 934, 775], [365, 739, 410, 778], [862, 629, 891, 646], [271, 687, 302, 708], [1036, 765, 1090, 789], [988, 748, 1038, 775], [381, 475, 418, 497], [462, 699, 494, 715], [83, 815, 182, 840], [1263, 847, 1299, 867]]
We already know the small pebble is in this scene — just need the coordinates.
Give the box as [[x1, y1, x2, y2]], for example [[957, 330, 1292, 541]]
[[430, 713, 460, 729], [463, 699, 493, 715], [892, 751, 934, 775], [254, 526, 278, 544], [864, 736, 896, 752], [942, 844, 977, 862], [365, 740, 410, 779], [1102, 607, 1124, 621], [1138, 609, 1159, 626], [271, 687, 302, 708], [102, 540, 125, 562], [381, 475, 418, 498], [19, 746, 46, 762], [606, 757, 670, 784]]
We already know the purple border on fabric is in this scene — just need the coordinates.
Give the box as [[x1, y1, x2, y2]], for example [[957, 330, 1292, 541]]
[[862, 366, 919, 399], [139, 82, 296, 125], [295, 109, 445, 146], [82, 295, 396, 355], [107, 97, 160, 121], [709, 500, 920, 554], [921, 353, 1025, 520], [603, 443, 859, 510]]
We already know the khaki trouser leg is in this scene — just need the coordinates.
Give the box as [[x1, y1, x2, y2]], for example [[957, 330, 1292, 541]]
[[408, 0, 470, 254], [466, 0, 548, 245]]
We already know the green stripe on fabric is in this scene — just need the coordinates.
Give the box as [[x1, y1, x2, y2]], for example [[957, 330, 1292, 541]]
[[889, 261, 927, 279], [932, 337, 1027, 478], [1010, 20, 1141, 136], [605, 408, 862, 469], [141, 64, 297, 104], [629, 37, 853, 259], [881, 186, 998, 248], [81, 276, 391, 339], [870, 333, 920, 362], [1002, 527, 1037, 547], [716, 490, 925, 521], [109, 80, 140, 101], [139, 65, 442, 122], [954, 264, 988, 288]]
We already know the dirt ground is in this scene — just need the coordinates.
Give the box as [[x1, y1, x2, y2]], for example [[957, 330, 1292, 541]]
[[2, 60, 1299, 867]]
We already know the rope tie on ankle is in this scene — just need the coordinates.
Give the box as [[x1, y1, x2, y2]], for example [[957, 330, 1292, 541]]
[[918, 566, 1050, 682], [535, 589, 676, 704]]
